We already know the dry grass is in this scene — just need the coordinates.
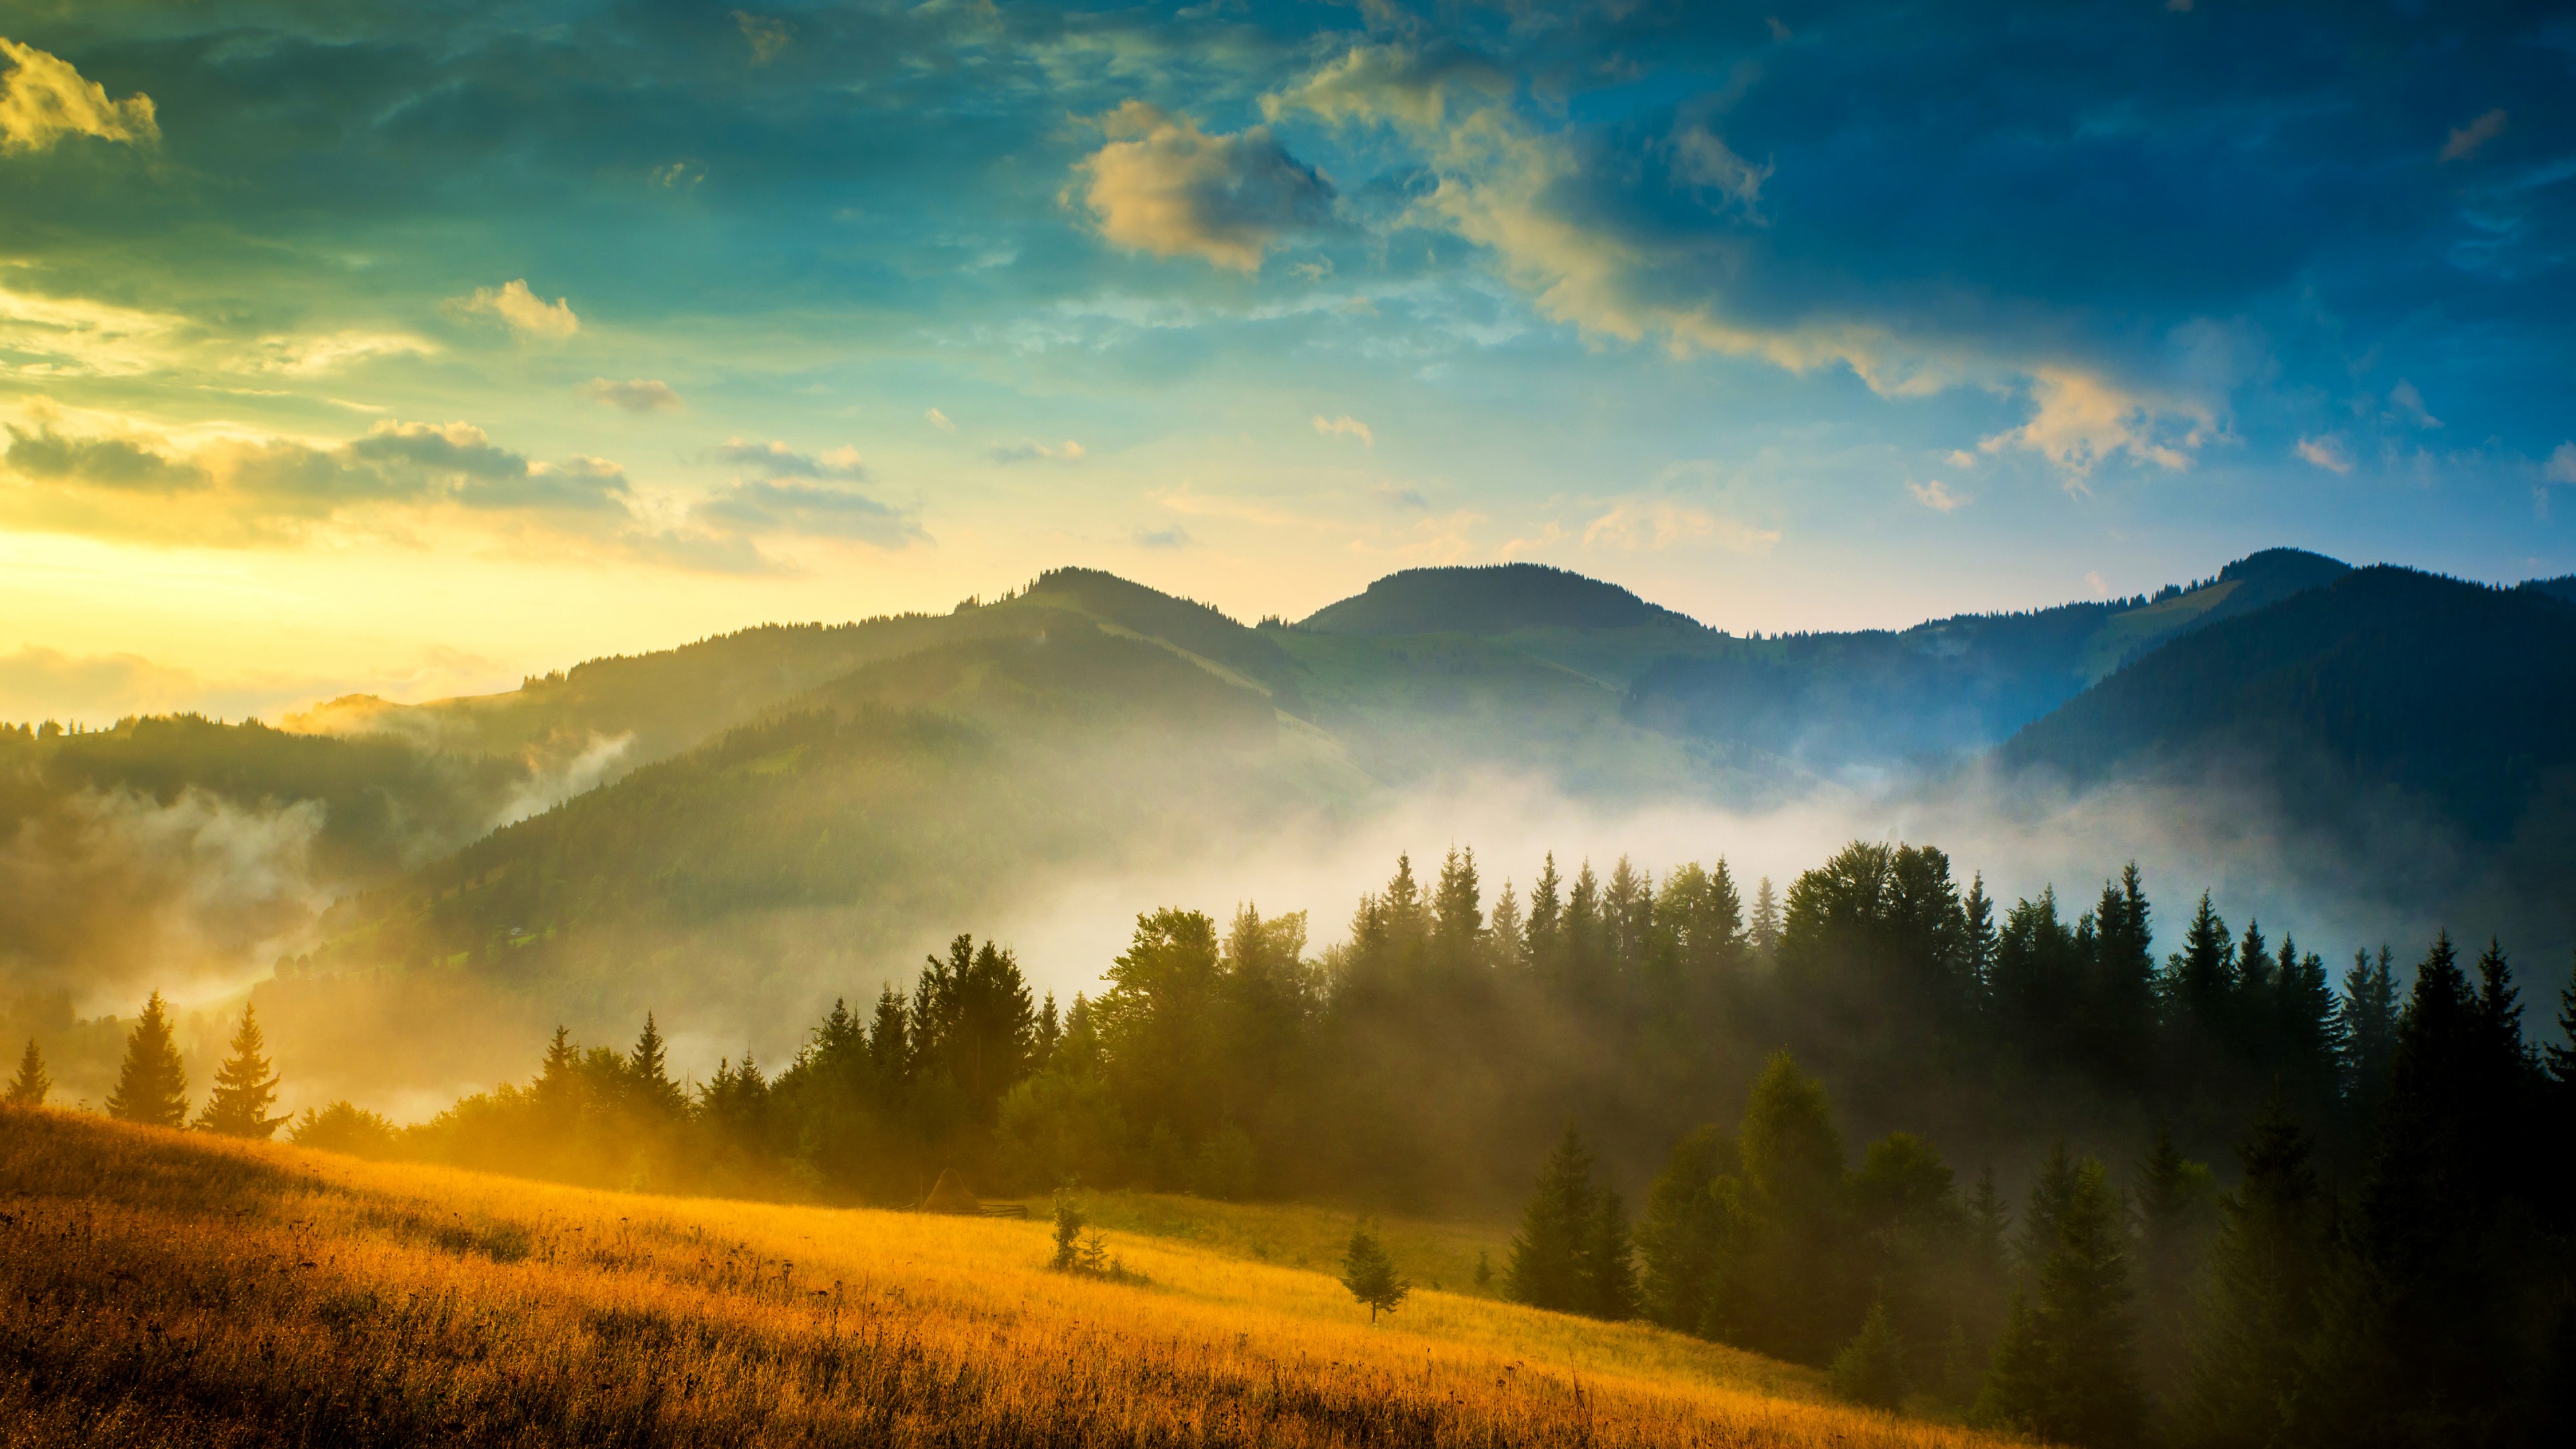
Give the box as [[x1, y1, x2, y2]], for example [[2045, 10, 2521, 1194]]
[[0, 1108, 2018, 1448]]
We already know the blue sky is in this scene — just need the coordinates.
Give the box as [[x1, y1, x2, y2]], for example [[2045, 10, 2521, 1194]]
[[0, 0, 2569, 718]]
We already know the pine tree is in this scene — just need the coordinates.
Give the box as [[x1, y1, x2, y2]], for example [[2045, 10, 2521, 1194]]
[[4, 1038, 48, 1108], [1340, 1222, 1411, 1322], [1977, 1149, 2145, 1448], [627, 1012, 686, 1114], [2546, 949, 2576, 1088], [197, 1004, 285, 1138], [2179, 1099, 2330, 1449], [1638, 1124, 1740, 1332], [1750, 875, 1781, 963], [106, 991, 189, 1127], [2336, 946, 2400, 1130], [1508, 1123, 1601, 1313], [1735, 1051, 1851, 1360], [2131, 1124, 2216, 1403], [1832, 1301, 1909, 1408], [1586, 1189, 1638, 1320]]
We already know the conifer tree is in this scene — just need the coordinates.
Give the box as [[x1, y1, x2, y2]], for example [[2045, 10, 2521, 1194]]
[[4, 1038, 47, 1108], [1340, 1222, 1410, 1322], [2179, 1099, 2329, 1449], [1508, 1123, 1601, 1313], [197, 1004, 286, 1138], [1525, 853, 1563, 978], [2131, 1124, 2216, 1403], [106, 991, 189, 1127], [628, 1012, 686, 1114], [1750, 876, 1781, 963], [2336, 946, 2400, 1129], [1735, 1051, 1851, 1360], [1638, 1124, 1741, 1332], [1586, 1189, 1638, 1320], [1976, 1148, 2145, 1448], [1832, 1301, 1909, 1408], [2546, 950, 2576, 1088]]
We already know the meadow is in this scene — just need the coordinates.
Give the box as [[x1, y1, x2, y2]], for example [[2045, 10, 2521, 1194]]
[[0, 1108, 2012, 1448]]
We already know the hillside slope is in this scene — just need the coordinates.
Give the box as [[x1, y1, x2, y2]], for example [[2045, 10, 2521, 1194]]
[[1625, 548, 2352, 765], [0, 1110, 1988, 1449]]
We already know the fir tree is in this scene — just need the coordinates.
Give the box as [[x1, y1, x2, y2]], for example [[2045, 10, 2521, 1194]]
[[1832, 1301, 1909, 1409], [1977, 1148, 2145, 1448], [627, 1012, 686, 1113], [4, 1038, 47, 1108], [2179, 1098, 2330, 1449], [2131, 1124, 2216, 1403], [1586, 1189, 1638, 1320], [1750, 875, 1782, 963], [106, 991, 188, 1127], [1340, 1222, 1411, 1322], [2336, 946, 2400, 1129], [1638, 1124, 1740, 1332], [2546, 950, 2576, 1088], [1508, 1123, 1601, 1313], [197, 1004, 285, 1138]]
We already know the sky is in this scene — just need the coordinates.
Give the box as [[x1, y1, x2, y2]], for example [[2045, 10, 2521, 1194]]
[[1, 0, 2571, 723]]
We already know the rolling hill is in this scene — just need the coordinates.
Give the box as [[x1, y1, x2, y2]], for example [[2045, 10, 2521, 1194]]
[[1, 1109, 1991, 1449]]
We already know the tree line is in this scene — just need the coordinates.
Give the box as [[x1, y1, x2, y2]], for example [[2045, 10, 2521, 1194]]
[[17, 838, 2573, 1446]]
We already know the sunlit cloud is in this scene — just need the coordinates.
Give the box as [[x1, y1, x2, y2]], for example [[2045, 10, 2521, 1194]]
[[246, 331, 438, 376], [1582, 501, 1779, 555], [733, 11, 794, 66], [581, 378, 684, 413], [924, 408, 956, 433], [2294, 435, 2353, 475], [449, 280, 579, 339], [1979, 368, 2206, 480], [692, 478, 921, 549], [0, 282, 187, 377], [1908, 478, 1966, 512], [0, 38, 158, 153], [1071, 101, 1334, 272]]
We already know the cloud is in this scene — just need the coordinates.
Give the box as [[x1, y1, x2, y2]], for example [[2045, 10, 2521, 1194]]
[[0, 282, 187, 378], [1260, 43, 1511, 133], [4, 419, 209, 492], [1978, 368, 2206, 479], [925, 407, 956, 433], [2439, 109, 2507, 164], [693, 478, 921, 548], [733, 11, 794, 65], [1313, 414, 1373, 446], [1071, 101, 1334, 272], [989, 439, 1084, 464], [0, 38, 158, 153], [712, 437, 866, 479], [451, 279, 579, 339], [2387, 378, 2439, 429], [1667, 124, 1771, 218], [1132, 525, 1191, 549], [1907, 478, 1966, 512], [2547, 443, 2576, 486], [246, 331, 437, 376], [1581, 500, 1778, 554], [2294, 435, 2353, 475], [581, 378, 684, 413], [1376, 484, 1430, 511]]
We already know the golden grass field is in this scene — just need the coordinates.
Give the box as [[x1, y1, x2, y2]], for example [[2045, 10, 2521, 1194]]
[[0, 1108, 2021, 1448]]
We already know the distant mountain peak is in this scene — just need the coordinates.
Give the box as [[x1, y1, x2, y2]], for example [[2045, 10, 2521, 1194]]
[[1298, 563, 1699, 637]]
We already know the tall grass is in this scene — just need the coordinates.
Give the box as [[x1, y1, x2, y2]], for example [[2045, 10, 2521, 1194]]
[[0, 1109, 2010, 1448]]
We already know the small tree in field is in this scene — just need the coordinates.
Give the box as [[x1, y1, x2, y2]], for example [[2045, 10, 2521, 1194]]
[[1051, 1193, 1085, 1271], [1341, 1222, 1411, 1323], [5, 1038, 48, 1108], [107, 992, 188, 1127], [199, 1004, 286, 1138]]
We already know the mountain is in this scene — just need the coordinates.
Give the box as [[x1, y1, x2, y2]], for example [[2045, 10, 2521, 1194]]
[[1625, 548, 2353, 766], [1297, 563, 1701, 637], [2001, 566, 2576, 841]]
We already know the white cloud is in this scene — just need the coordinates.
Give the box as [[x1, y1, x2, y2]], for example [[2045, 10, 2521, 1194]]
[[2546, 442, 2576, 485], [2439, 108, 2508, 164], [989, 439, 1085, 464], [1582, 500, 1778, 554], [580, 378, 685, 413], [1313, 414, 1373, 446], [2294, 435, 2353, 474], [1978, 367, 2206, 480], [1907, 478, 1966, 512], [1071, 101, 1334, 272], [925, 407, 957, 433], [451, 279, 580, 339], [1668, 123, 1771, 217], [0, 38, 158, 153]]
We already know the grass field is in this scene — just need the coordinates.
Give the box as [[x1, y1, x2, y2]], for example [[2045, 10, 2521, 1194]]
[[0, 1108, 2016, 1448]]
